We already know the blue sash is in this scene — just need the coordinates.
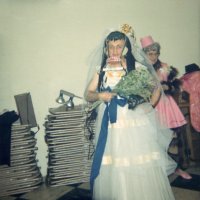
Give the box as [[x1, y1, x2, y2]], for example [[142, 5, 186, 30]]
[[90, 94, 127, 190]]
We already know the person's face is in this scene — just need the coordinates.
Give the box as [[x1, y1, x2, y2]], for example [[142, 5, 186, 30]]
[[146, 51, 159, 65], [107, 39, 126, 58]]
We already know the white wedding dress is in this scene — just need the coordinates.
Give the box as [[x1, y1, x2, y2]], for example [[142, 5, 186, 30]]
[[92, 67, 176, 200]]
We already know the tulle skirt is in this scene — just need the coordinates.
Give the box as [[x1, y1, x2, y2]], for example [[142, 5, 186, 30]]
[[155, 95, 187, 129], [93, 102, 176, 200]]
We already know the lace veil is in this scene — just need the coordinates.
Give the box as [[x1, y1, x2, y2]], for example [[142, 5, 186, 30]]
[[84, 24, 162, 98]]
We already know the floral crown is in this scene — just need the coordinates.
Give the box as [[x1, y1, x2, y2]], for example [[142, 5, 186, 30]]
[[120, 24, 135, 40]]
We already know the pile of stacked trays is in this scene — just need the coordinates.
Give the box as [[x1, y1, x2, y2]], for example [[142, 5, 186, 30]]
[[0, 124, 43, 197], [45, 104, 95, 187]]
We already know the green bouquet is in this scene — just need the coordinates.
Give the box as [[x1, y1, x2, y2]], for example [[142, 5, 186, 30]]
[[89, 66, 156, 111], [113, 66, 156, 100]]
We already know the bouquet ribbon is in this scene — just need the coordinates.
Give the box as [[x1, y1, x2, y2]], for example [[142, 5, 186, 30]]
[[90, 88, 127, 191]]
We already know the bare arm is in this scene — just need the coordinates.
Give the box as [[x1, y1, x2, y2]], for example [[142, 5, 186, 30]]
[[150, 87, 161, 107], [84, 72, 116, 103]]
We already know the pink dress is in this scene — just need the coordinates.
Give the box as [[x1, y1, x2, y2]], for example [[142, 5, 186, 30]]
[[180, 71, 200, 132], [155, 63, 187, 129]]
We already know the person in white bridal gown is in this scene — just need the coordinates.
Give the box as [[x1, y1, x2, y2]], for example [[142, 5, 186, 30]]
[[84, 24, 176, 200]]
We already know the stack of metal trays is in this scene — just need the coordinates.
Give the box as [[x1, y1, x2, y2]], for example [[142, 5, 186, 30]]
[[45, 104, 95, 187], [0, 124, 43, 197]]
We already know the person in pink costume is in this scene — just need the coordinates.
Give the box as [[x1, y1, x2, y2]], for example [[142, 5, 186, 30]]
[[140, 35, 192, 179], [180, 63, 200, 132]]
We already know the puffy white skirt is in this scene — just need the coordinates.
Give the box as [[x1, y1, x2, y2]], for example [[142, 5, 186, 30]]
[[93, 102, 176, 200]]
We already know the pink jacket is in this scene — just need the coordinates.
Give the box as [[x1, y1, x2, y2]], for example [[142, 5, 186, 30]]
[[180, 71, 200, 132]]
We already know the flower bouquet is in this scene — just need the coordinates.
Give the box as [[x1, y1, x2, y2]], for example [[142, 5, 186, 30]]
[[113, 66, 156, 100], [89, 66, 156, 110]]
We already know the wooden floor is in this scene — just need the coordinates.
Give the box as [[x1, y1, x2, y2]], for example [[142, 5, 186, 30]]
[[1, 162, 200, 200]]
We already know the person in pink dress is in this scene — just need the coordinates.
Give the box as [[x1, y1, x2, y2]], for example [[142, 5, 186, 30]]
[[180, 63, 200, 133], [140, 35, 192, 179]]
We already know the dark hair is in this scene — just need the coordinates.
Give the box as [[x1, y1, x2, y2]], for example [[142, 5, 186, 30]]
[[98, 31, 136, 91], [153, 59, 162, 71], [185, 63, 200, 74]]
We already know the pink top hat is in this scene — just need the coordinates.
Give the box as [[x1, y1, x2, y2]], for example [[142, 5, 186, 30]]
[[140, 35, 155, 48]]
